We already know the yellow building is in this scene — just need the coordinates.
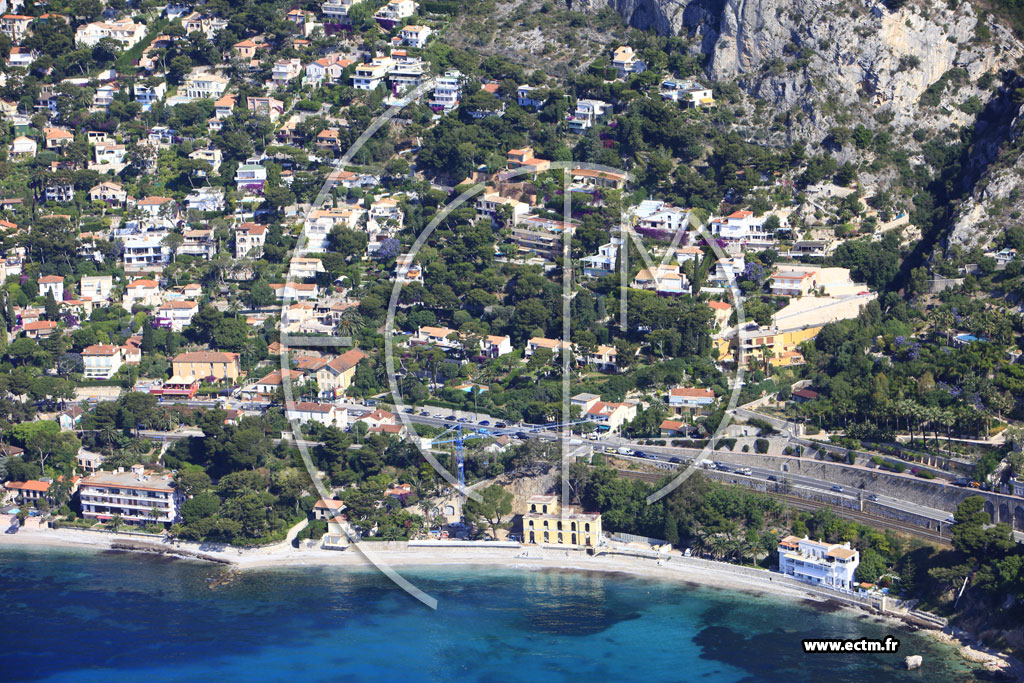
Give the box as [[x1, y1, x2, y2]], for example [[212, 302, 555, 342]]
[[522, 494, 602, 548], [741, 325, 820, 367], [172, 351, 241, 381], [314, 348, 367, 398]]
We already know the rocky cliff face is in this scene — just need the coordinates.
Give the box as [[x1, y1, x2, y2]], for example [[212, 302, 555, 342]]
[[580, 0, 1024, 251], [584, 0, 1020, 140], [571, 0, 701, 35], [946, 110, 1024, 251]]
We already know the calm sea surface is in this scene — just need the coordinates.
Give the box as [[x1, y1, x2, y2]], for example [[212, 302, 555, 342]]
[[0, 546, 993, 682]]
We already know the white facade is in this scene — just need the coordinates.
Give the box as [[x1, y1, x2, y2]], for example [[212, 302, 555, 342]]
[[567, 98, 612, 133], [185, 187, 225, 212], [155, 301, 199, 331], [80, 466, 182, 525], [123, 234, 172, 269], [82, 344, 125, 379], [182, 72, 229, 101], [581, 238, 621, 277], [352, 57, 391, 90], [399, 24, 432, 48], [660, 79, 713, 108], [322, 0, 360, 20], [272, 59, 302, 85], [285, 402, 348, 429], [75, 19, 146, 48], [517, 85, 544, 108], [429, 71, 461, 112], [80, 275, 113, 302], [711, 210, 782, 247], [388, 55, 424, 92], [778, 536, 860, 591]]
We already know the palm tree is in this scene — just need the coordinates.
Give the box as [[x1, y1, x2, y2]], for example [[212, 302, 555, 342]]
[[710, 535, 731, 561], [939, 408, 956, 457], [99, 425, 119, 454]]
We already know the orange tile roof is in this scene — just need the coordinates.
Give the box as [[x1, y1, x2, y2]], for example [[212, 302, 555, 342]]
[[6, 480, 51, 492]]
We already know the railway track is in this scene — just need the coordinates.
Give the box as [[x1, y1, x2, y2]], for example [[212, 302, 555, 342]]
[[613, 469, 951, 546]]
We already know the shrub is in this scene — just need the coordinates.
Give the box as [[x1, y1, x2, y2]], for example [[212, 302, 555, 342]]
[[916, 469, 936, 479], [805, 425, 820, 435], [754, 438, 770, 454], [748, 418, 777, 435], [718, 438, 737, 450]]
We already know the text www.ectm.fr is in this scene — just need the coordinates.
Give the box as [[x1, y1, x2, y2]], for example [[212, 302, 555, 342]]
[[802, 637, 900, 653]]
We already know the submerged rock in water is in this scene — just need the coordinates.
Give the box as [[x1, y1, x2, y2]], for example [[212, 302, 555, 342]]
[[905, 655, 923, 670]]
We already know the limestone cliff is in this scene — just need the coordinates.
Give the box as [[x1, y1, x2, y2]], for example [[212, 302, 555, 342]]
[[583, 0, 1020, 139], [579, 0, 1024, 251]]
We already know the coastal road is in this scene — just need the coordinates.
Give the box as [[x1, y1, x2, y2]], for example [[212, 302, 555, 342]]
[[134, 402, 1020, 539]]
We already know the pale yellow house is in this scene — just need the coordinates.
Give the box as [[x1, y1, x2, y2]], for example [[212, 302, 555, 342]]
[[315, 348, 367, 398], [522, 494, 602, 548], [172, 351, 241, 381]]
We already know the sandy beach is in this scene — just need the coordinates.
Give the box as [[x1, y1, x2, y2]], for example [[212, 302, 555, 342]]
[[3, 525, 1022, 678], [0, 526, 815, 600]]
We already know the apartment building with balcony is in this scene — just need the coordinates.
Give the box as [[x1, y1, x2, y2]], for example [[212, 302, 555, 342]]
[[428, 70, 461, 112], [352, 56, 392, 90], [322, 0, 361, 21], [80, 465, 182, 526], [178, 229, 217, 260], [667, 387, 715, 417], [122, 234, 172, 270], [82, 344, 125, 379], [235, 163, 267, 193]]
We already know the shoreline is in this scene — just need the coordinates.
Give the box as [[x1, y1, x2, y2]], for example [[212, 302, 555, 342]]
[[3, 527, 1022, 678]]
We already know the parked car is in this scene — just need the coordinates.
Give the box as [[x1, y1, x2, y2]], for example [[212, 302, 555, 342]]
[[495, 423, 506, 428], [479, 420, 490, 426]]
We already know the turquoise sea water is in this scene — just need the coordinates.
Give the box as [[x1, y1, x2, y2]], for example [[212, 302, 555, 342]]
[[0, 546, 994, 682]]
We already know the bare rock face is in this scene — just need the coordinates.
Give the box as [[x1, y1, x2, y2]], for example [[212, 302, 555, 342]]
[[571, 0, 696, 35], [905, 654, 923, 670], [580, 0, 1021, 139], [710, 1, 1020, 140], [577, 0, 1024, 251], [947, 145, 1024, 250]]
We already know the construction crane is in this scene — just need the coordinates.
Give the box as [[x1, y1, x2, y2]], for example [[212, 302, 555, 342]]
[[430, 419, 594, 521]]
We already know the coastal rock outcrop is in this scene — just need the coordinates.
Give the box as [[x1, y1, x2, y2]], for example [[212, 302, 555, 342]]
[[904, 655, 923, 669]]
